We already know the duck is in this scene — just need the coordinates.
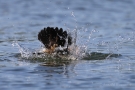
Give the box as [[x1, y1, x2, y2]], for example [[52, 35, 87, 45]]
[[38, 27, 72, 55]]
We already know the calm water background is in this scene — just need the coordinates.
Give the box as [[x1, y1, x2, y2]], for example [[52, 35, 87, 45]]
[[0, 0, 135, 90]]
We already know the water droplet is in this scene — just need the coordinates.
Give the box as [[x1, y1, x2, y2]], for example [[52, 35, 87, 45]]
[[71, 11, 75, 17]]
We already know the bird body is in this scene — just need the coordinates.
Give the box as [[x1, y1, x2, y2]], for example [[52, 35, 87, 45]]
[[38, 27, 72, 54]]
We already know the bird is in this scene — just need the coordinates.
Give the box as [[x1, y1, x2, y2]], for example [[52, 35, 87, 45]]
[[38, 27, 72, 54]]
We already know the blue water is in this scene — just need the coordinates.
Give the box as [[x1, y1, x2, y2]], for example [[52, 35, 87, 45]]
[[0, 0, 135, 90]]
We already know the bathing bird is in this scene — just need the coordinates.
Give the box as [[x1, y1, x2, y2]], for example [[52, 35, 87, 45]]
[[38, 27, 72, 54]]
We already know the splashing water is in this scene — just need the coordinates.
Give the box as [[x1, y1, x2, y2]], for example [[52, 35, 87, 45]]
[[11, 7, 90, 61], [12, 27, 131, 62], [12, 27, 91, 61], [11, 11, 135, 61], [12, 42, 33, 59]]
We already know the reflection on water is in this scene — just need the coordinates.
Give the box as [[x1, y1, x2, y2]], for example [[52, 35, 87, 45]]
[[1, 0, 135, 90]]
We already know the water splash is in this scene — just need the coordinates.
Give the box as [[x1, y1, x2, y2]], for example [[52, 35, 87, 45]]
[[12, 27, 126, 61], [12, 41, 33, 59], [12, 8, 134, 61], [11, 27, 88, 61]]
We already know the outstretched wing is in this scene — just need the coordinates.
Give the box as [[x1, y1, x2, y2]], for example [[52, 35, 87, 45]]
[[38, 27, 72, 49]]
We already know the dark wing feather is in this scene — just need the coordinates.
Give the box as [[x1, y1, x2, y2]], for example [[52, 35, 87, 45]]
[[38, 28, 50, 48], [38, 27, 72, 49]]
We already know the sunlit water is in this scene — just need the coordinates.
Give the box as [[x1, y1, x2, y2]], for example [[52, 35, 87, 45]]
[[0, 0, 135, 90]]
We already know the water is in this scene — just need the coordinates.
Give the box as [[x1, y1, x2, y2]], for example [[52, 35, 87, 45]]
[[0, 0, 135, 90]]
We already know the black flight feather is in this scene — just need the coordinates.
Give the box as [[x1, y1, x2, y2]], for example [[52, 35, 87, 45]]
[[38, 27, 72, 49]]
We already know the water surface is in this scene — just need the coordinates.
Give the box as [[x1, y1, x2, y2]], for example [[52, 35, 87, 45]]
[[0, 0, 135, 90]]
